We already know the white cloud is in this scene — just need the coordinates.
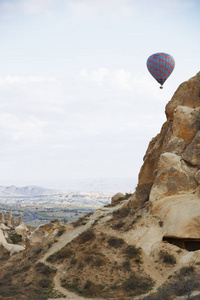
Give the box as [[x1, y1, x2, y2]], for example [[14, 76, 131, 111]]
[[68, 0, 135, 20], [0, 113, 47, 143], [0, 75, 58, 86], [78, 68, 134, 90], [21, 0, 56, 15], [0, 0, 57, 18], [0, 0, 197, 20], [77, 67, 173, 100]]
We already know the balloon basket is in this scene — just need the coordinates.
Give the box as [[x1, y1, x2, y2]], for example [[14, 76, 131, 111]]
[[160, 86, 163, 89]]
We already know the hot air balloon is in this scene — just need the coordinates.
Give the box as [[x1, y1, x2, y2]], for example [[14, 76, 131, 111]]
[[146, 53, 175, 89]]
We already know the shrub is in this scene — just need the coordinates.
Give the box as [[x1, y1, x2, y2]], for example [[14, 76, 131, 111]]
[[35, 262, 56, 275], [123, 245, 141, 258], [143, 285, 173, 300], [112, 221, 125, 230], [113, 206, 129, 219], [77, 229, 95, 244], [172, 267, 200, 298], [84, 280, 92, 290], [38, 278, 52, 288], [9, 232, 23, 244], [122, 272, 153, 296], [143, 266, 200, 300], [93, 257, 104, 267], [57, 228, 66, 237], [179, 266, 195, 276], [83, 280, 104, 297], [108, 237, 124, 248], [159, 251, 176, 265], [47, 247, 73, 262], [84, 254, 104, 267], [70, 257, 77, 265], [73, 212, 93, 228], [122, 260, 131, 271]]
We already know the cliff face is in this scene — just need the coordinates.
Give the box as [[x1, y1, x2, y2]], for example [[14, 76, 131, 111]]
[[133, 71, 200, 242], [136, 72, 200, 204]]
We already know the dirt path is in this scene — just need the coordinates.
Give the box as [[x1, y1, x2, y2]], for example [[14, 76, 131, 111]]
[[39, 207, 113, 300]]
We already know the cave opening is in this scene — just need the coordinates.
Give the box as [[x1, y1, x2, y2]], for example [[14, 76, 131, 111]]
[[163, 236, 200, 251]]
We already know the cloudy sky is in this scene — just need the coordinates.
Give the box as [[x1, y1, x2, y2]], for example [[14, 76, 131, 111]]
[[0, 0, 199, 190]]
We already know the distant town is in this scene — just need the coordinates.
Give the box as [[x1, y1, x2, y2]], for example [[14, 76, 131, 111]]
[[0, 185, 112, 227]]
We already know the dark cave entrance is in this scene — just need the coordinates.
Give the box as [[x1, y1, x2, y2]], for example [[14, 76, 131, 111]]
[[163, 236, 200, 251]]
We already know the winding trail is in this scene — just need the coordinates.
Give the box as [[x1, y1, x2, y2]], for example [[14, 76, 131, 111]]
[[39, 208, 113, 300]]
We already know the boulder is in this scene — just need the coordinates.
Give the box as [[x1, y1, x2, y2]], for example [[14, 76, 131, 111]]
[[111, 192, 125, 205], [182, 131, 200, 167], [150, 153, 197, 201], [29, 222, 60, 245], [15, 224, 28, 239]]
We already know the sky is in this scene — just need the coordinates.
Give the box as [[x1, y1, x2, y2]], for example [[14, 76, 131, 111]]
[[0, 0, 199, 190]]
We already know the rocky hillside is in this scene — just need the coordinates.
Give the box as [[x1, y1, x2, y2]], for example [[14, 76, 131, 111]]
[[0, 72, 200, 300]]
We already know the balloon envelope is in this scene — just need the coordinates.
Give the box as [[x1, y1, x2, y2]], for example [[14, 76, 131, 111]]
[[147, 53, 175, 86]]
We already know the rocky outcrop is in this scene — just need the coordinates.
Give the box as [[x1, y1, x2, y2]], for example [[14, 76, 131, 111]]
[[29, 221, 61, 245], [0, 228, 25, 258], [0, 212, 25, 230], [0, 212, 28, 257], [111, 192, 125, 205], [15, 224, 28, 238], [135, 72, 200, 204], [131, 72, 200, 246]]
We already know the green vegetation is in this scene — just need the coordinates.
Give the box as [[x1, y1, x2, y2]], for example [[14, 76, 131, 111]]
[[108, 236, 124, 248], [143, 265, 200, 300], [159, 251, 176, 265], [77, 229, 95, 244], [9, 232, 23, 244], [62, 278, 104, 297], [39, 278, 52, 288], [122, 272, 153, 296], [35, 262, 56, 275], [113, 206, 129, 219], [123, 245, 141, 258], [47, 246, 73, 262]]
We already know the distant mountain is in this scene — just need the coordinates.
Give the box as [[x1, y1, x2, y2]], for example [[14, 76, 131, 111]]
[[0, 185, 56, 197], [45, 177, 136, 193]]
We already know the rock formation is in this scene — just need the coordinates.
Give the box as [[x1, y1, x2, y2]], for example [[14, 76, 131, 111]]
[[0, 212, 27, 257], [111, 192, 125, 205], [135, 72, 200, 204], [128, 71, 200, 250]]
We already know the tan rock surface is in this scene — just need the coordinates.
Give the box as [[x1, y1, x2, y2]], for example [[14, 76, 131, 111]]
[[15, 223, 28, 238], [0, 228, 7, 244], [182, 131, 200, 167], [111, 192, 125, 204], [136, 72, 200, 205]]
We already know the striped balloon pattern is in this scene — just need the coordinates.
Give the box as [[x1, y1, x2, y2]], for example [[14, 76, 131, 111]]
[[146, 53, 175, 86]]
